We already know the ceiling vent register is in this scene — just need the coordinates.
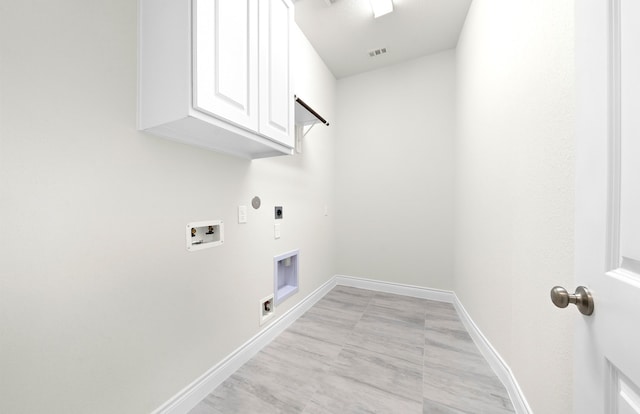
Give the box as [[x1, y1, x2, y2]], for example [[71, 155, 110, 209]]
[[368, 47, 388, 57]]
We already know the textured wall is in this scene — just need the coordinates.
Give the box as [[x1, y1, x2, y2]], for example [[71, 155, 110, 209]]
[[334, 50, 456, 290], [0, 2, 336, 412], [454, 1, 575, 412]]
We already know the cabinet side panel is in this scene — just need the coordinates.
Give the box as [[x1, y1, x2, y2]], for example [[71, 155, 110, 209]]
[[138, 0, 191, 129]]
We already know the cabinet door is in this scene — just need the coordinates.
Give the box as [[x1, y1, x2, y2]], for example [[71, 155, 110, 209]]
[[193, 0, 258, 131], [258, 0, 294, 147]]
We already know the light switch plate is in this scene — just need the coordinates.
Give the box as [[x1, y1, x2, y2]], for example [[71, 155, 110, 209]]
[[274, 223, 281, 239], [238, 205, 247, 223]]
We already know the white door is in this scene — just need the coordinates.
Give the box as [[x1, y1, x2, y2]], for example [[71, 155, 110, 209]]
[[193, 0, 259, 131], [258, 0, 294, 147], [574, 0, 640, 412]]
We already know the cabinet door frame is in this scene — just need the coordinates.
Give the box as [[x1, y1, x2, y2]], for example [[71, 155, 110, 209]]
[[192, 0, 259, 131], [258, 0, 294, 147]]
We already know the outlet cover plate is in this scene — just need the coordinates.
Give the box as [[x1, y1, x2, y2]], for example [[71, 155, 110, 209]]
[[260, 294, 275, 325]]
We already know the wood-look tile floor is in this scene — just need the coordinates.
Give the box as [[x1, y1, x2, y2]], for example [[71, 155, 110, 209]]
[[190, 286, 515, 414]]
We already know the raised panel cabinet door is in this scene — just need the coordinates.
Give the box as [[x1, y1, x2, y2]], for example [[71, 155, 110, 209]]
[[258, 0, 294, 147], [193, 0, 258, 131]]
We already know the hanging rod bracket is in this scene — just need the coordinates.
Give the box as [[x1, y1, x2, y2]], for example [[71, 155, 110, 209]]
[[294, 95, 330, 127]]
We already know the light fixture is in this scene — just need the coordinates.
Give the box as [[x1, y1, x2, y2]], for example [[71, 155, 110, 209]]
[[369, 0, 393, 18]]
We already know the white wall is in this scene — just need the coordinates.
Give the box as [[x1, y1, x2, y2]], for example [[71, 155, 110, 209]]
[[454, 1, 575, 413], [334, 50, 456, 290], [0, 1, 578, 412], [0, 1, 336, 413]]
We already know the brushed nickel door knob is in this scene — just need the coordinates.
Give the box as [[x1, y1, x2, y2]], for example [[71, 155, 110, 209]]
[[550, 286, 594, 316]]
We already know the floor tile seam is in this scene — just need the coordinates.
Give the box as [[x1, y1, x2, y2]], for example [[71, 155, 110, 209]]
[[423, 376, 508, 399], [424, 393, 515, 414], [236, 295, 355, 414], [422, 380, 512, 408], [330, 370, 425, 405], [299, 337, 358, 414], [345, 297, 424, 350], [216, 376, 299, 412], [423, 338, 478, 352], [423, 370, 503, 389], [422, 358, 500, 378], [423, 396, 474, 414], [297, 368, 333, 414], [300, 291, 374, 413], [422, 384, 505, 405], [423, 348, 490, 364], [332, 357, 424, 389], [250, 356, 330, 413], [304, 293, 383, 410], [362, 310, 429, 330], [344, 292, 374, 345], [423, 359, 498, 379], [421, 303, 499, 413], [424, 326, 472, 336], [421, 303, 428, 411], [297, 303, 365, 409], [340, 341, 424, 368]]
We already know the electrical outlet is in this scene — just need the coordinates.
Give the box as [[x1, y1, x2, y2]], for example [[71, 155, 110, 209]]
[[275, 206, 283, 219]]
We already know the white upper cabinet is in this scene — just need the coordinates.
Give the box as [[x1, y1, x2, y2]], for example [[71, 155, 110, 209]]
[[138, 0, 294, 159]]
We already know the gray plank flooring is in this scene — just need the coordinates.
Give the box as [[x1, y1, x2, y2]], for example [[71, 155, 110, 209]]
[[190, 286, 515, 414]]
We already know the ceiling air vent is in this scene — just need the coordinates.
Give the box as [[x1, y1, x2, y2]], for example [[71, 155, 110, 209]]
[[368, 47, 388, 57]]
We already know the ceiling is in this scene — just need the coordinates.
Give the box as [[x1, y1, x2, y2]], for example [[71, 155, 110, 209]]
[[293, 0, 472, 79]]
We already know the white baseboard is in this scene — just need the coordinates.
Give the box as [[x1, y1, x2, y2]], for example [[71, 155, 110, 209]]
[[152, 277, 337, 414], [153, 275, 531, 414], [453, 294, 533, 414], [335, 274, 455, 303]]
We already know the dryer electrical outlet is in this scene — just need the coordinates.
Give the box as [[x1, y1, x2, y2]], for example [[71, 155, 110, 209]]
[[274, 206, 283, 219]]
